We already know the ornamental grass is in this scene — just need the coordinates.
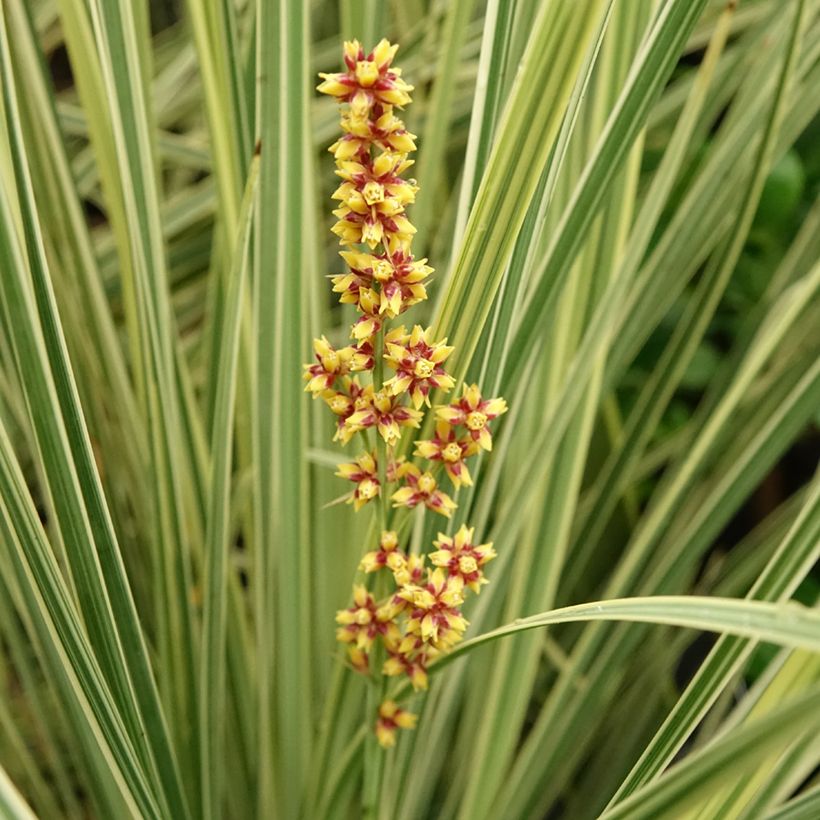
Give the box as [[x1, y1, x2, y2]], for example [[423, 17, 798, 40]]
[[1, 1, 820, 819]]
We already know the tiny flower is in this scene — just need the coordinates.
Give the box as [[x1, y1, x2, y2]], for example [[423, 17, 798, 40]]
[[353, 337, 375, 371], [344, 389, 423, 445], [352, 314, 381, 343], [331, 105, 417, 160], [414, 420, 478, 487], [375, 700, 417, 748], [336, 451, 380, 511], [332, 202, 417, 251], [436, 384, 508, 451], [376, 591, 407, 623], [359, 530, 401, 573], [318, 39, 413, 113], [375, 250, 431, 317], [303, 336, 369, 396], [333, 152, 417, 213], [375, 554, 427, 625], [335, 585, 399, 651], [330, 268, 367, 307], [324, 377, 371, 444], [429, 524, 497, 594], [387, 551, 426, 587], [399, 568, 468, 650], [330, 255, 380, 314], [359, 213, 385, 248], [384, 325, 455, 408], [382, 638, 430, 691], [334, 250, 431, 318], [391, 464, 457, 518], [346, 645, 369, 673]]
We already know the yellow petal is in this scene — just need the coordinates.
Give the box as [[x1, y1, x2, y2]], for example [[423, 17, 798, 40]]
[[372, 39, 398, 67], [395, 710, 417, 730], [376, 724, 396, 748]]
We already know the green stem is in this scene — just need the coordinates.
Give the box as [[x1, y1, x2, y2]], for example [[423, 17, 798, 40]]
[[410, 504, 429, 557], [373, 328, 389, 527], [363, 323, 388, 819], [363, 675, 387, 819]]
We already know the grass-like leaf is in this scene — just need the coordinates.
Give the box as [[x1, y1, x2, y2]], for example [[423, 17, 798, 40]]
[[2, 2, 819, 817]]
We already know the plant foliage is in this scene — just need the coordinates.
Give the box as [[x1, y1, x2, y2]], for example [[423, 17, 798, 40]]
[[0, 0, 818, 817]]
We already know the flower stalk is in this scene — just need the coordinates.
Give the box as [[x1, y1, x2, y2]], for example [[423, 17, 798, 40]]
[[308, 38, 508, 770]]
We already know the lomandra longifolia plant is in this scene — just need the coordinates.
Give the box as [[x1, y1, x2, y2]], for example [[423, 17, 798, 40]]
[[7, 0, 820, 815], [306, 39, 507, 747]]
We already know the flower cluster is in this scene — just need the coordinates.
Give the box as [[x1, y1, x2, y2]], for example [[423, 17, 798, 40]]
[[312, 40, 508, 749], [337, 524, 495, 728]]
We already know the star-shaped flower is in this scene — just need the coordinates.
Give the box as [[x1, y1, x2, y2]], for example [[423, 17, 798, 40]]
[[390, 464, 457, 518], [384, 325, 455, 408], [335, 585, 399, 651], [333, 249, 431, 318], [359, 530, 401, 574], [375, 700, 417, 748], [330, 105, 417, 161], [303, 335, 370, 396], [398, 568, 468, 650], [343, 388, 422, 445], [429, 524, 496, 594], [318, 39, 413, 114], [414, 420, 478, 487], [335, 451, 380, 511], [436, 384, 508, 450]]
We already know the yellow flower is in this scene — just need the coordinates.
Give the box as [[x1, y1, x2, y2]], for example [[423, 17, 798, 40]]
[[334, 585, 377, 650], [398, 568, 468, 650], [323, 377, 371, 445], [391, 464, 457, 518], [332, 250, 431, 318], [384, 325, 455, 408], [346, 645, 369, 673], [330, 106, 417, 160], [382, 638, 430, 691], [436, 384, 508, 451], [303, 335, 370, 396], [359, 530, 401, 573], [429, 524, 496, 594], [318, 39, 413, 111], [375, 700, 417, 748], [336, 584, 401, 656], [344, 389, 423, 446], [414, 420, 478, 487], [333, 152, 416, 204], [331, 202, 417, 251], [335, 451, 380, 511], [387, 551, 426, 587], [350, 287, 382, 341]]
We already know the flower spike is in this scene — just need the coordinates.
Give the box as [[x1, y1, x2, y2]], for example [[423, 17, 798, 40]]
[[314, 40, 508, 750]]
